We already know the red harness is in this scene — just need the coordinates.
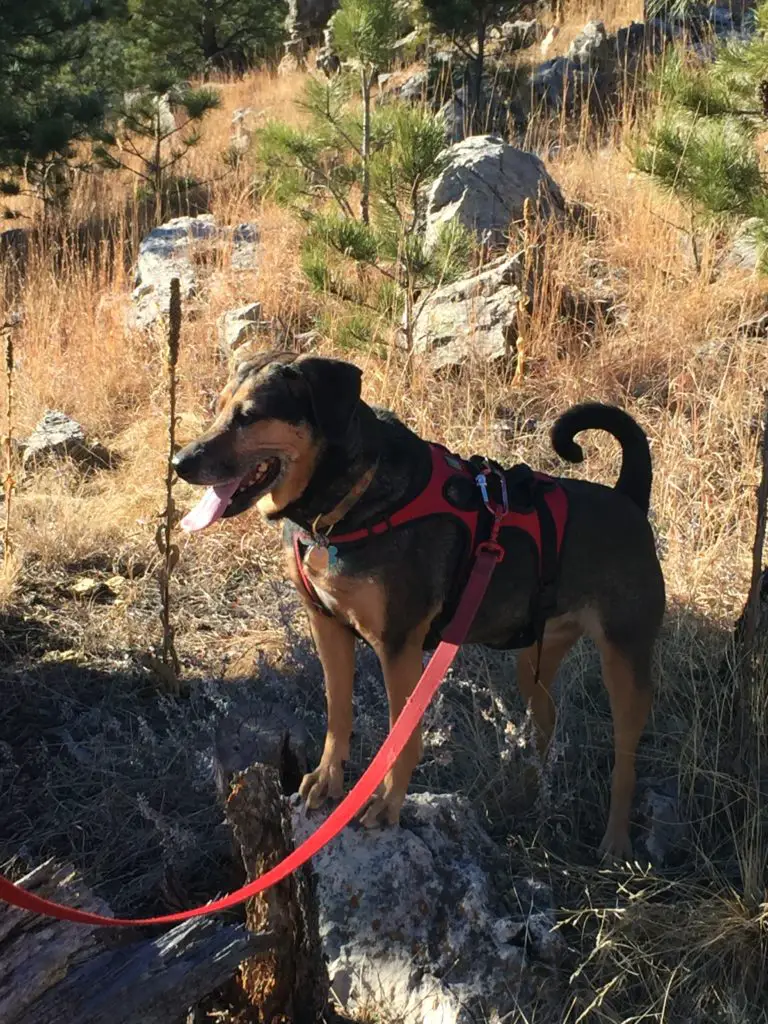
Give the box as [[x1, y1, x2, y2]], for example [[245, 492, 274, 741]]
[[294, 444, 569, 647]]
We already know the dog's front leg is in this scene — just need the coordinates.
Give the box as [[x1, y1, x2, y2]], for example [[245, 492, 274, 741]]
[[359, 639, 426, 828], [299, 608, 356, 809]]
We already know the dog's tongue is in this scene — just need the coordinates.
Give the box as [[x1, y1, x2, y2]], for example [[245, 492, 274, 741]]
[[180, 479, 242, 533]]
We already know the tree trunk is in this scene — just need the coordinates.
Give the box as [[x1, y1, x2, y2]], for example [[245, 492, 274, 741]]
[[201, 2, 219, 65], [153, 105, 163, 225], [0, 860, 270, 1024], [474, 18, 486, 134], [361, 68, 372, 226], [225, 764, 328, 1022]]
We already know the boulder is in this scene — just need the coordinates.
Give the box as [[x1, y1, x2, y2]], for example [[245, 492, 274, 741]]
[[398, 69, 430, 103], [131, 216, 259, 330], [410, 255, 528, 370], [217, 303, 265, 358], [425, 136, 565, 250], [22, 411, 110, 471], [292, 792, 562, 1023], [567, 19, 610, 63], [499, 19, 543, 50]]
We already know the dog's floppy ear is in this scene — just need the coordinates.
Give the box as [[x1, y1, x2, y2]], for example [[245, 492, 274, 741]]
[[295, 357, 362, 440]]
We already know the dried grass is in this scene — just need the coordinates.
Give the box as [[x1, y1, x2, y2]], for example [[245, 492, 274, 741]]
[[1, 11, 768, 1020]]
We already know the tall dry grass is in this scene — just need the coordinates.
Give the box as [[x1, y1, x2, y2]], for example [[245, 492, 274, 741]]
[[1, 16, 768, 1018]]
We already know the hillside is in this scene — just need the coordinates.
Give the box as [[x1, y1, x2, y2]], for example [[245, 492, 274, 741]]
[[1, 1, 768, 1020]]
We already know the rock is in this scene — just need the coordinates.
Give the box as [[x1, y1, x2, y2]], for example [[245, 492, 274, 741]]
[[217, 303, 265, 357], [727, 217, 766, 273], [568, 19, 610, 63], [410, 255, 528, 370], [22, 411, 110, 471], [636, 778, 688, 866], [315, 40, 341, 75], [398, 69, 429, 103], [425, 136, 565, 250], [292, 792, 562, 1022], [539, 25, 559, 56], [499, 19, 543, 50], [131, 216, 259, 330], [528, 56, 582, 113], [439, 85, 510, 143], [284, 0, 339, 46]]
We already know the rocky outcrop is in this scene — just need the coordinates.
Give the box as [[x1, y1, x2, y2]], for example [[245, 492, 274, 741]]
[[425, 136, 565, 250], [292, 792, 562, 1023], [411, 255, 528, 370], [131, 216, 259, 330]]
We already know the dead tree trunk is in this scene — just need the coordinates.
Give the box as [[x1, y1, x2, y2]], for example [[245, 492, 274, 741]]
[[225, 765, 328, 1023], [0, 859, 273, 1024]]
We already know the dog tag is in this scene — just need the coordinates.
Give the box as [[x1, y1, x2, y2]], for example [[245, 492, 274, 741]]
[[327, 545, 339, 571]]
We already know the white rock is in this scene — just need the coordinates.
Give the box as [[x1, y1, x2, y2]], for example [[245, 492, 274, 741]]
[[540, 25, 559, 56], [293, 792, 562, 1023], [131, 216, 259, 329], [217, 302, 263, 356], [410, 255, 527, 370], [22, 411, 108, 470], [425, 136, 565, 251]]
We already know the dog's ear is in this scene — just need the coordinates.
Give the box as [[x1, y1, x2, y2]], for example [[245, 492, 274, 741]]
[[295, 357, 362, 440]]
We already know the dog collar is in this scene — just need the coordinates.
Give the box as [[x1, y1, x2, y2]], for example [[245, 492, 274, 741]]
[[309, 459, 380, 542]]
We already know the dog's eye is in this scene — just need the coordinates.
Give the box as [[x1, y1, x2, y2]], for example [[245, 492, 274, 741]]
[[231, 406, 253, 428]]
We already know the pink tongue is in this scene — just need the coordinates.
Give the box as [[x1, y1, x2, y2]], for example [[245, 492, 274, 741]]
[[180, 479, 243, 532]]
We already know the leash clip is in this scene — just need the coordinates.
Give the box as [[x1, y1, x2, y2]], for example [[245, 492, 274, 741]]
[[475, 464, 509, 518]]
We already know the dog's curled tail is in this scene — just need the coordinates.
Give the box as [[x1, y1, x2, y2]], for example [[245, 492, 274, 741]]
[[551, 403, 652, 514]]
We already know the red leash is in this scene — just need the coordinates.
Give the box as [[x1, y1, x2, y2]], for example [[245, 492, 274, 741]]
[[0, 545, 504, 929]]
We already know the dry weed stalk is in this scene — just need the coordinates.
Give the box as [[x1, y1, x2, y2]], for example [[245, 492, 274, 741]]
[[2, 321, 15, 572], [151, 278, 182, 692], [512, 196, 537, 386]]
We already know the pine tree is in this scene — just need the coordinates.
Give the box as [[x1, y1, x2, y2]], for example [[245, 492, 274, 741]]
[[93, 81, 220, 222], [329, 0, 406, 224], [420, 0, 523, 128], [635, 3, 768, 268], [0, 1, 108, 205], [125, 0, 287, 79], [258, 91, 473, 349]]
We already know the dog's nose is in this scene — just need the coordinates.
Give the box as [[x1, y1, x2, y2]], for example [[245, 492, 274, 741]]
[[172, 444, 203, 482]]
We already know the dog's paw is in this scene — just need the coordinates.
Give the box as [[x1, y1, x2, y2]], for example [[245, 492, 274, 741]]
[[359, 774, 406, 828], [598, 825, 633, 864], [299, 760, 345, 809]]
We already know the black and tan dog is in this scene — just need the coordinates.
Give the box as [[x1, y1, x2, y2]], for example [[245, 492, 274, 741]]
[[174, 351, 665, 859]]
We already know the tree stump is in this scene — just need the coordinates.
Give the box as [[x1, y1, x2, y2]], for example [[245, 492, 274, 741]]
[[225, 765, 327, 1023]]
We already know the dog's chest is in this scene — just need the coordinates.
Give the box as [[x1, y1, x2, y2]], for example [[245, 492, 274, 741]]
[[302, 545, 384, 640]]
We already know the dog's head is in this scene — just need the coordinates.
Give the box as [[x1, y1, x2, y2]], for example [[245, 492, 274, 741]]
[[174, 351, 362, 531]]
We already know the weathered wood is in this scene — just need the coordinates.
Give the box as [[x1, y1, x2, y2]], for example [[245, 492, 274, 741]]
[[0, 859, 274, 1024], [226, 765, 328, 1023]]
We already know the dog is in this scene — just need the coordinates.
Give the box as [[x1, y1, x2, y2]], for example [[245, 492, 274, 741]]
[[174, 351, 665, 859]]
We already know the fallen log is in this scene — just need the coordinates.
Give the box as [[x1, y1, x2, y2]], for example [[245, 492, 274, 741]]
[[0, 859, 273, 1024]]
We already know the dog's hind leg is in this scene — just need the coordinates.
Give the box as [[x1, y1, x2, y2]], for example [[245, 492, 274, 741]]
[[516, 620, 582, 755], [596, 638, 653, 862], [299, 609, 356, 809]]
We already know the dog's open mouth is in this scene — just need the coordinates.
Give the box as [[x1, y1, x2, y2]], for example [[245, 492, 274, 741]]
[[180, 457, 283, 532]]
